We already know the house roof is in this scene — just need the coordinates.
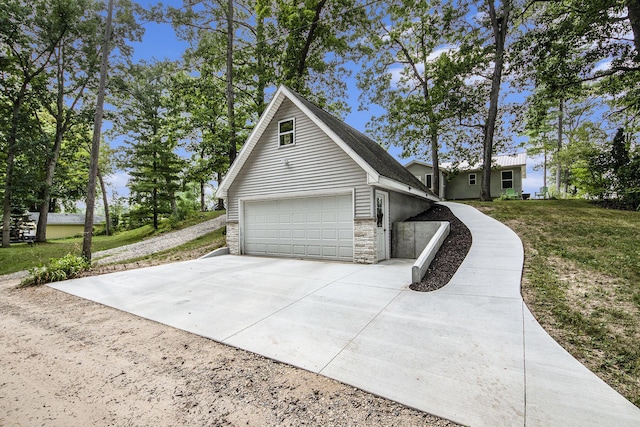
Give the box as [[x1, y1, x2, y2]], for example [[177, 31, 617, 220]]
[[217, 85, 438, 201], [406, 153, 527, 177], [29, 212, 104, 225]]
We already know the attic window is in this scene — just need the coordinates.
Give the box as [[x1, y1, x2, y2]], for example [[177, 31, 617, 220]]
[[469, 173, 477, 185], [278, 118, 295, 147]]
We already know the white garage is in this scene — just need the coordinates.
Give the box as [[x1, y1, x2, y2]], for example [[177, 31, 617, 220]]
[[243, 194, 353, 261]]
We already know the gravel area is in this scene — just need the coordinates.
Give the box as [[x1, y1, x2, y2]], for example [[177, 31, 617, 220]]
[[93, 214, 227, 265], [408, 205, 472, 292]]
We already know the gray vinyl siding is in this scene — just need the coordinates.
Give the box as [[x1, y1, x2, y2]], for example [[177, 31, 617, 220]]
[[446, 168, 523, 199], [227, 98, 370, 221], [404, 163, 446, 198]]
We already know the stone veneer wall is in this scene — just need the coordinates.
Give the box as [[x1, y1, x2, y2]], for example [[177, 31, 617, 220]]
[[226, 222, 239, 255], [353, 218, 377, 264]]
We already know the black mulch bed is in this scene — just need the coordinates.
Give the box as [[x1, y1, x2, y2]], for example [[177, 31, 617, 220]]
[[407, 205, 472, 292]]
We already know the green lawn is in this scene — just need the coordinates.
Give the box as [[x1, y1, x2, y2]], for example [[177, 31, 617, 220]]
[[466, 199, 640, 407], [0, 210, 225, 276]]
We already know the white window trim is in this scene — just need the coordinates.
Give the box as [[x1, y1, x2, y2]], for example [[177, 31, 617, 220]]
[[501, 170, 514, 189], [425, 173, 432, 189], [469, 173, 477, 185], [278, 117, 296, 147]]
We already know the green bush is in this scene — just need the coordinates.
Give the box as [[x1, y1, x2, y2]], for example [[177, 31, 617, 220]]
[[21, 254, 90, 287]]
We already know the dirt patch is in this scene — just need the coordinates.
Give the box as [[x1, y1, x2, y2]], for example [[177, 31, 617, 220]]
[[407, 205, 473, 292], [549, 256, 640, 340], [0, 278, 459, 426]]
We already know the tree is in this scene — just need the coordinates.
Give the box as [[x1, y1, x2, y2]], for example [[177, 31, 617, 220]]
[[35, 0, 103, 242], [520, 0, 640, 122], [358, 0, 483, 197], [172, 69, 229, 211], [479, 0, 512, 201], [111, 60, 185, 230], [273, 0, 366, 108], [0, 0, 72, 247], [522, 88, 600, 194], [82, 0, 114, 261]]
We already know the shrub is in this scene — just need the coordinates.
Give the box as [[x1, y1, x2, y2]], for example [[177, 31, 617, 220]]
[[21, 254, 90, 287]]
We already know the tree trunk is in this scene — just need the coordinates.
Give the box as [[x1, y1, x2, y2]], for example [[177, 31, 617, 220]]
[[256, 12, 266, 115], [216, 172, 225, 210], [226, 0, 237, 164], [2, 91, 27, 248], [82, 0, 114, 261], [36, 111, 65, 242], [97, 168, 111, 236], [294, 0, 327, 82], [2, 134, 16, 248], [543, 146, 547, 189], [556, 98, 563, 196], [480, 0, 510, 201], [626, 0, 640, 56], [36, 43, 68, 242], [430, 130, 440, 198], [200, 180, 206, 211], [153, 187, 158, 230]]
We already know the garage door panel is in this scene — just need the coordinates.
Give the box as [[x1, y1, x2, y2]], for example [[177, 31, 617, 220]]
[[306, 212, 321, 223], [322, 229, 337, 239], [338, 229, 352, 240], [291, 229, 305, 239], [322, 246, 337, 257], [338, 247, 353, 258], [322, 211, 337, 222], [244, 194, 353, 261], [278, 244, 292, 254], [307, 229, 321, 239]]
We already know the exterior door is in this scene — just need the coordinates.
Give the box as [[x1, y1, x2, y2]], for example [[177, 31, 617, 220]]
[[375, 191, 389, 261]]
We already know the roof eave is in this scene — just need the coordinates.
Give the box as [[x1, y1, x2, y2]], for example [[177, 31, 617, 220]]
[[216, 86, 288, 199], [374, 176, 439, 201]]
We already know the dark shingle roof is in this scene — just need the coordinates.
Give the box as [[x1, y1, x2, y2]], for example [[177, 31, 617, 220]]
[[287, 89, 433, 196]]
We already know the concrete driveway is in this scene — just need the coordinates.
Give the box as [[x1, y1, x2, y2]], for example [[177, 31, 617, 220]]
[[50, 203, 640, 427]]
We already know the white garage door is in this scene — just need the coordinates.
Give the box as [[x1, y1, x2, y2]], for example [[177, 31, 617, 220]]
[[243, 194, 353, 261]]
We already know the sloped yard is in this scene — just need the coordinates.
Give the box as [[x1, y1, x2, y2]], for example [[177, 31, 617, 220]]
[[467, 199, 640, 407]]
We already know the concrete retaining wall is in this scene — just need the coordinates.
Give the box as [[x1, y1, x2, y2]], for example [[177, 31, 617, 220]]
[[411, 222, 450, 284], [393, 221, 448, 259]]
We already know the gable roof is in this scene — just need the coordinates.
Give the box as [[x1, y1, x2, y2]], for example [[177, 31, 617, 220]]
[[217, 86, 437, 201]]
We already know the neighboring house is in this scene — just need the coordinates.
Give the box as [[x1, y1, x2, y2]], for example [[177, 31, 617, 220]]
[[216, 86, 438, 264], [29, 212, 104, 239], [405, 153, 527, 200]]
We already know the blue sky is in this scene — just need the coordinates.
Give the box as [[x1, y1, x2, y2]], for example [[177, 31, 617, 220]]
[[116, 1, 543, 200]]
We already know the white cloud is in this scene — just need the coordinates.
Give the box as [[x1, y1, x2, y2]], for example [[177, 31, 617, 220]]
[[389, 64, 424, 89], [426, 45, 459, 62], [105, 171, 131, 200], [388, 45, 460, 88]]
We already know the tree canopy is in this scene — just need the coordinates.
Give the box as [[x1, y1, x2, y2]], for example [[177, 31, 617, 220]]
[[2, 0, 639, 251]]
